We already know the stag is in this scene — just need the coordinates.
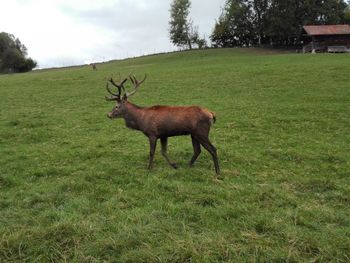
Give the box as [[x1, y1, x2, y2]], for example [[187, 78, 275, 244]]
[[105, 74, 220, 174]]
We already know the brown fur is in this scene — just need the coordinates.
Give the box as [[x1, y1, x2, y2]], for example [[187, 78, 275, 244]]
[[108, 100, 220, 174]]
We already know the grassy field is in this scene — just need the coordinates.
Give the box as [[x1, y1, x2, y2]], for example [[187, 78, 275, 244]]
[[0, 48, 349, 262]]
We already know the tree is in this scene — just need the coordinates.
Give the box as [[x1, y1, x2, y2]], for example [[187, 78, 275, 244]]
[[211, 0, 349, 48], [211, 0, 254, 47], [264, 0, 299, 45], [345, 4, 350, 24], [265, 0, 348, 45], [318, 0, 348, 24], [0, 32, 36, 73], [169, 0, 204, 49], [188, 24, 207, 49], [249, 0, 270, 45], [211, 13, 236, 47], [169, 0, 191, 49]]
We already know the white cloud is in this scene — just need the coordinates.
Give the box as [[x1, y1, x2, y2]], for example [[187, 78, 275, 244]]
[[0, 0, 226, 68]]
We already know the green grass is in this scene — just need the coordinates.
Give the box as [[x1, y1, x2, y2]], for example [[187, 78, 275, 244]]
[[1, 48, 349, 262]]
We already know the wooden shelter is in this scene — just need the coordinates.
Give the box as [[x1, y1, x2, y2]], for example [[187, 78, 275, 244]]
[[302, 25, 350, 53]]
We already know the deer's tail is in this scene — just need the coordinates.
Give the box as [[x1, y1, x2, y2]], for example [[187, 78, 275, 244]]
[[203, 109, 216, 126], [211, 111, 216, 124]]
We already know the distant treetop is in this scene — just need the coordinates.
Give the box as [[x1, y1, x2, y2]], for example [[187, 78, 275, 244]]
[[0, 32, 37, 73]]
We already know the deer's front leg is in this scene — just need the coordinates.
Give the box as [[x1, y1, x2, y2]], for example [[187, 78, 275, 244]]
[[148, 136, 157, 169], [160, 137, 178, 169]]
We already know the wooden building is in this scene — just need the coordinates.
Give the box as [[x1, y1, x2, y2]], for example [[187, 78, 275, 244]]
[[302, 25, 350, 53]]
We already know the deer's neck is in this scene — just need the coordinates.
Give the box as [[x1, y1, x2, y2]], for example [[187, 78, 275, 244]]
[[123, 102, 145, 131]]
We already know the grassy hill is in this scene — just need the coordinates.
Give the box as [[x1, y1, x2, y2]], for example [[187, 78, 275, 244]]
[[1, 48, 349, 262]]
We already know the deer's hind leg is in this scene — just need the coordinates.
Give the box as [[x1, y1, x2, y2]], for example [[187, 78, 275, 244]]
[[160, 137, 178, 169], [197, 136, 220, 175], [148, 136, 157, 170], [193, 124, 220, 175]]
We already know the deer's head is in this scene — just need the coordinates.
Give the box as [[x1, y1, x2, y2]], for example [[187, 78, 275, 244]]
[[106, 74, 147, 119]]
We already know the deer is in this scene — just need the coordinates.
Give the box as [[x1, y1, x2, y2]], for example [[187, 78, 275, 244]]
[[105, 74, 220, 175], [91, 63, 97, 70]]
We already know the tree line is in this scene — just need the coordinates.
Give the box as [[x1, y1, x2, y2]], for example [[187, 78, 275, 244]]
[[0, 32, 37, 73], [169, 0, 350, 49]]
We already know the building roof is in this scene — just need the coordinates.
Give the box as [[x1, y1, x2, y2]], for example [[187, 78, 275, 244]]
[[303, 25, 350, 36]]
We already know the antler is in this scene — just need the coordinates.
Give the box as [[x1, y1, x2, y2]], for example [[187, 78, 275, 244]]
[[105, 76, 127, 101], [125, 74, 147, 97]]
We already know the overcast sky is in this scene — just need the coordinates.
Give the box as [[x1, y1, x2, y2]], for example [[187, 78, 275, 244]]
[[0, 0, 226, 68]]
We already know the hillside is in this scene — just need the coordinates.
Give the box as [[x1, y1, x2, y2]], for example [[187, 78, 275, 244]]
[[1, 48, 349, 262]]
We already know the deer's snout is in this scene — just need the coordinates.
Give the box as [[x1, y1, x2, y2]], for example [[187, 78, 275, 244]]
[[107, 112, 113, 119]]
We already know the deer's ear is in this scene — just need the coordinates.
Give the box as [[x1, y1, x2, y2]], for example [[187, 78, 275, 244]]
[[122, 94, 128, 101]]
